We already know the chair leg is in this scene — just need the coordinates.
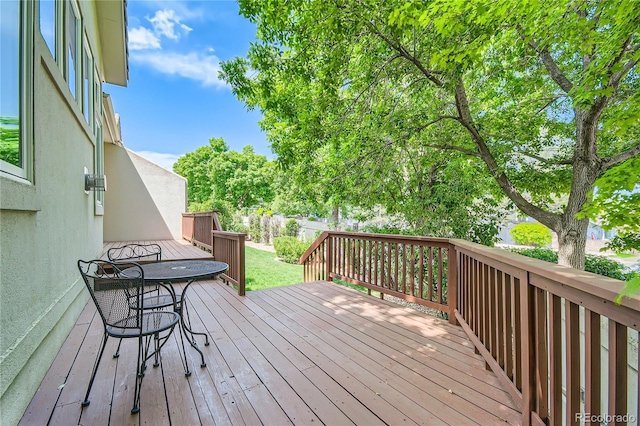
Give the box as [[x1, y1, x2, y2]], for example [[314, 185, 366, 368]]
[[113, 338, 123, 358], [83, 333, 109, 407], [131, 335, 145, 414]]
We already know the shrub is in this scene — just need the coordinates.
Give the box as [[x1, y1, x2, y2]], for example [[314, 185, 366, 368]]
[[274, 236, 310, 264], [271, 218, 282, 240], [605, 232, 640, 254], [249, 215, 262, 242], [283, 219, 301, 237], [510, 223, 552, 247], [508, 247, 634, 280], [261, 215, 272, 243]]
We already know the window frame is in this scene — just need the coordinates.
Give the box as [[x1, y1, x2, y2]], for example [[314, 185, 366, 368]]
[[82, 33, 94, 130], [0, 0, 34, 181], [64, 0, 81, 103]]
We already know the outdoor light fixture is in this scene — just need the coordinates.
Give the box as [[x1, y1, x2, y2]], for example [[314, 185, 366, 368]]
[[84, 174, 107, 191]]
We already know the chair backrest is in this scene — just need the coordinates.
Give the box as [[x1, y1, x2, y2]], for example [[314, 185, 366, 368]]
[[107, 243, 162, 263], [78, 260, 145, 329]]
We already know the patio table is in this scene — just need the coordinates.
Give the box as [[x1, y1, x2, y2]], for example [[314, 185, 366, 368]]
[[122, 260, 228, 375]]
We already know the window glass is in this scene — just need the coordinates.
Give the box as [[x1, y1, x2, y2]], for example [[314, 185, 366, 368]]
[[83, 41, 93, 126], [94, 68, 102, 134], [66, 0, 79, 99], [39, 0, 55, 58], [0, 0, 21, 169], [95, 120, 104, 209]]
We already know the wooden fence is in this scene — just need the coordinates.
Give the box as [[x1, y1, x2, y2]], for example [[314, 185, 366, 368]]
[[182, 211, 245, 295], [301, 231, 640, 426]]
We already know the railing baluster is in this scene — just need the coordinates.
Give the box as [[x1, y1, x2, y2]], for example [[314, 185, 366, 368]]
[[565, 300, 580, 426], [608, 320, 628, 426], [548, 294, 562, 425], [585, 309, 601, 419], [534, 287, 548, 422]]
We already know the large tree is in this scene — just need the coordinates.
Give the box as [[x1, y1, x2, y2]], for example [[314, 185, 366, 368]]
[[174, 138, 275, 210], [222, 0, 640, 269]]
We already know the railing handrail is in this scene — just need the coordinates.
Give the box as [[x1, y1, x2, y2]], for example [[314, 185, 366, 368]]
[[301, 231, 638, 309], [299, 231, 330, 264], [182, 210, 220, 217], [451, 238, 640, 312]]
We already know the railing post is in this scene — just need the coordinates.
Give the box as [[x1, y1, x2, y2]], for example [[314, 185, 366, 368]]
[[448, 244, 458, 325], [325, 234, 333, 281], [519, 272, 535, 426], [237, 233, 246, 296]]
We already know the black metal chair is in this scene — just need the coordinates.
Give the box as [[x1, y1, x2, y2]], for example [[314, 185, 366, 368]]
[[107, 243, 210, 373], [107, 243, 162, 264], [107, 243, 179, 359], [77, 260, 179, 414]]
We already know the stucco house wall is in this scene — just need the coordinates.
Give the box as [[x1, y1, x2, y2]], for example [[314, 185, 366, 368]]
[[0, 2, 127, 425], [104, 146, 187, 241]]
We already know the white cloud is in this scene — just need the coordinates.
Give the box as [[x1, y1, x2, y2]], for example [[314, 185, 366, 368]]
[[128, 27, 161, 51], [130, 51, 227, 88], [135, 151, 182, 171], [148, 9, 191, 40]]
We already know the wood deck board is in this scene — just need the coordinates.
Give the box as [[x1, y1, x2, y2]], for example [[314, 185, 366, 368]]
[[21, 280, 520, 425], [100, 239, 214, 262]]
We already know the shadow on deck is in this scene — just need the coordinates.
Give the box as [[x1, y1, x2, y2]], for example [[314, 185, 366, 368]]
[[20, 279, 519, 425]]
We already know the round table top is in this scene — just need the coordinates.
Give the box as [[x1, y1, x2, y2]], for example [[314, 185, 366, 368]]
[[125, 260, 228, 282]]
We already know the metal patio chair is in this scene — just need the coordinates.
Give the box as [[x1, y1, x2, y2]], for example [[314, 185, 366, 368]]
[[77, 260, 179, 414], [108, 243, 210, 371], [107, 243, 179, 358]]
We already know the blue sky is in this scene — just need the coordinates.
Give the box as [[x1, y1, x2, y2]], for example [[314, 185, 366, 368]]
[[105, 0, 268, 170]]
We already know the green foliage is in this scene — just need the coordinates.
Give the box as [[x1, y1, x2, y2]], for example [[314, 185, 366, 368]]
[[605, 233, 640, 254], [188, 199, 234, 231], [283, 219, 301, 237], [273, 236, 310, 264], [0, 116, 20, 167], [174, 138, 275, 209], [227, 213, 249, 234], [249, 214, 262, 242], [261, 214, 272, 243], [245, 246, 303, 291], [579, 157, 640, 233], [615, 276, 640, 305], [222, 0, 640, 269], [509, 248, 635, 281], [510, 223, 552, 247]]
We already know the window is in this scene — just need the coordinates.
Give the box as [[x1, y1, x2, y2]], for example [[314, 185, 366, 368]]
[[94, 118, 104, 213], [39, 0, 56, 59], [0, 0, 33, 179], [83, 36, 93, 127], [65, 0, 80, 101]]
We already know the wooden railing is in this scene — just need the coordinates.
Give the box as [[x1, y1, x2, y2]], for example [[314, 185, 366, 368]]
[[300, 231, 640, 426], [212, 230, 246, 296], [300, 231, 456, 321], [182, 211, 245, 295], [181, 211, 222, 251]]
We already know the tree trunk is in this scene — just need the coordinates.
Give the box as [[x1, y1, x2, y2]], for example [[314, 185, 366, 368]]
[[556, 214, 589, 270], [554, 109, 601, 269], [332, 206, 340, 224]]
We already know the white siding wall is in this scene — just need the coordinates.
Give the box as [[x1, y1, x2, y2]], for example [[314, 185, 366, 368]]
[[104, 146, 187, 241]]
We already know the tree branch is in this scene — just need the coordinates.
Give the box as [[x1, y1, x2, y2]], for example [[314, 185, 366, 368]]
[[521, 151, 573, 166], [600, 143, 640, 171], [527, 38, 574, 93]]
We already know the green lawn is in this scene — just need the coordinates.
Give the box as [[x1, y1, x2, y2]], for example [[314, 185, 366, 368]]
[[245, 246, 304, 291]]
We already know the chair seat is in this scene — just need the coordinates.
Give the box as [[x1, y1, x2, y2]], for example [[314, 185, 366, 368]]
[[129, 293, 183, 310], [107, 311, 179, 338]]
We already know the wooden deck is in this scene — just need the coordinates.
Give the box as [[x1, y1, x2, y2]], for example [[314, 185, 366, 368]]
[[20, 279, 520, 425], [101, 239, 215, 261]]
